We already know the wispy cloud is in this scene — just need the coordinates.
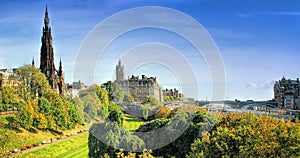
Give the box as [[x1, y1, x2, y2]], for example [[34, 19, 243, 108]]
[[246, 80, 275, 89], [267, 11, 300, 16], [236, 13, 257, 18], [236, 11, 300, 18], [0, 13, 39, 24]]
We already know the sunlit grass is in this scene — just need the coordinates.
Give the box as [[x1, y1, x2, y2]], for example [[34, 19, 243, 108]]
[[123, 114, 144, 131], [20, 132, 89, 158]]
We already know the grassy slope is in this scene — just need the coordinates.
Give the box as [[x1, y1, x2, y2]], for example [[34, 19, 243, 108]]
[[20, 132, 89, 158], [0, 114, 90, 150], [19, 114, 144, 158], [123, 114, 144, 131]]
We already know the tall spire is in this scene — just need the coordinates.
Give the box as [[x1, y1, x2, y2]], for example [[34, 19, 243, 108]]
[[40, 5, 55, 89], [44, 4, 49, 27], [118, 59, 121, 66], [58, 58, 63, 76], [32, 57, 35, 67]]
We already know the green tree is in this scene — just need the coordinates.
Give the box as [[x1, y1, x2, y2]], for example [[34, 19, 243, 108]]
[[123, 93, 134, 105], [102, 81, 124, 103], [38, 97, 52, 116], [15, 65, 51, 99], [15, 99, 33, 130], [1, 86, 16, 111], [108, 103, 124, 126], [83, 98, 97, 119], [88, 122, 145, 158], [94, 85, 109, 116], [146, 95, 161, 106]]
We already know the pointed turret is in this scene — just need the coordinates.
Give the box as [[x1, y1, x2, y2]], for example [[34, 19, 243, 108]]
[[32, 57, 35, 67], [58, 58, 63, 76], [57, 58, 65, 95]]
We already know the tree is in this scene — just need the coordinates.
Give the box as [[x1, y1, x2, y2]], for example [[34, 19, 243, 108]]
[[94, 85, 109, 116], [15, 99, 33, 130], [123, 93, 134, 105], [146, 95, 161, 106], [83, 98, 97, 119], [1, 86, 16, 111], [88, 123, 145, 157], [38, 97, 52, 116], [102, 81, 124, 103], [187, 112, 300, 157], [108, 103, 124, 126], [155, 106, 171, 119], [15, 65, 51, 99]]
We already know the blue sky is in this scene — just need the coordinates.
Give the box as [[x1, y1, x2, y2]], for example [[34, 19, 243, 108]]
[[0, 0, 300, 101]]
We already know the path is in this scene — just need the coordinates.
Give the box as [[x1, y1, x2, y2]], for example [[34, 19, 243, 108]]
[[12, 130, 88, 156]]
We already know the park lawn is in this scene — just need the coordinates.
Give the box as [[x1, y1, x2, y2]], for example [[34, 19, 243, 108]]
[[20, 132, 89, 158], [0, 122, 90, 151], [123, 114, 144, 131]]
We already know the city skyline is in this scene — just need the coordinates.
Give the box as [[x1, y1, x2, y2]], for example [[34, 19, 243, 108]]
[[0, 0, 300, 100]]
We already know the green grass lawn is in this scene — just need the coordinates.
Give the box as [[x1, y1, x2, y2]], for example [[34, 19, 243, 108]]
[[123, 114, 144, 131], [20, 132, 89, 158], [10, 114, 143, 158]]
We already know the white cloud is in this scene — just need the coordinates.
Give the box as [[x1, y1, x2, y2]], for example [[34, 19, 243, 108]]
[[236, 11, 300, 18], [246, 82, 257, 88], [266, 11, 300, 16], [235, 13, 257, 18], [246, 80, 275, 89]]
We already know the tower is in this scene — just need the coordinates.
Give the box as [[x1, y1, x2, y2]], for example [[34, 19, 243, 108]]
[[39, 5, 65, 95], [40, 5, 56, 89], [57, 58, 65, 95], [116, 60, 125, 81]]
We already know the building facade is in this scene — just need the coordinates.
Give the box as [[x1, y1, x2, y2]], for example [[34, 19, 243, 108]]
[[115, 60, 163, 103], [162, 88, 184, 100], [274, 77, 300, 109], [0, 69, 21, 88], [39, 6, 65, 95]]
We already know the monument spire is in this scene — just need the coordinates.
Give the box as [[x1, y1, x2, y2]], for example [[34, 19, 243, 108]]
[[40, 5, 56, 89], [44, 5, 50, 28]]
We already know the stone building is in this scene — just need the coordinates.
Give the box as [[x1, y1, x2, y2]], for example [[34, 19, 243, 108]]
[[39, 6, 65, 95], [0, 69, 21, 88], [115, 60, 163, 103], [67, 80, 87, 97], [163, 88, 184, 99], [274, 77, 300, 109]]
